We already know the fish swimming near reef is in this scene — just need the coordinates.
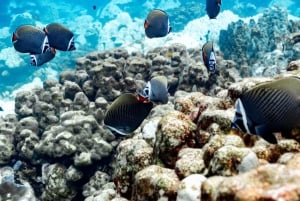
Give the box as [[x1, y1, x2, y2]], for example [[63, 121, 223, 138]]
[[43, 23, 75, 51], [12, 25, 50, 54], [206, 0, 221, 19], [144, 9, 172, 38], [138, 75, 169, 104], [202, 41, 216, 73], [30, 47, 56, 66], [231, 77, 300, 144], [104, 93, 153, 135]]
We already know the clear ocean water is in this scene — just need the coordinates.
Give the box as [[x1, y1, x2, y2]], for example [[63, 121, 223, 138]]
[[0, 0, 299, 114]]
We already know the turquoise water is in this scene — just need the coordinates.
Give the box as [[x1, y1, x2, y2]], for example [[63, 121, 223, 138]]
[[0, 0, 299, 99]]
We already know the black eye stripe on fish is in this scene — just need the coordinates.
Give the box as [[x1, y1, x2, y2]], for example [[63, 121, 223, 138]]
[[232, 77, 300, 144]]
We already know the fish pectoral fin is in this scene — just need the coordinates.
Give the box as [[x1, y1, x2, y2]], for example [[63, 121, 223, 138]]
[[255, 124, 277, 144]]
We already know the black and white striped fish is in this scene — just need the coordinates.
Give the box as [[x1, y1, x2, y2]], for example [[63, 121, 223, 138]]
[[104, 93, 153, 135], [231, 77, 300, 144]]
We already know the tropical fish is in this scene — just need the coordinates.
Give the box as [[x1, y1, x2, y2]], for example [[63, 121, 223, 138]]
[[30, 47, 56, 66], [202, 41, 216, 73], [138, 76, 169, 104], [12, 25, 49, 54], [43, 23, 75, 51], [231, 77, 300, 144], [144, 9, 172, 38], [104, 93, 153, 135], [206, 0, 221, 19]]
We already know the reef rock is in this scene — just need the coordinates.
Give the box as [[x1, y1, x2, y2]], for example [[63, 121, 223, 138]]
[[154, 111, 198, 168], [113, 139, 153, 198], [41, 163, 77, 200], [202, 164, 300, 201], [177, 174, 207, 201], [85, 182, 129, 201], [132, 165, 179, 201], [219, 7, 291, 76], [0, 115, 16, 164], [208, 145, 259, 176], [83, 171, 111, 198], [0, 166, 36, 201], [15, 90, 37, 118], [202, 134, 245, 167], [35, 111, 114, 165], [175, 148, 206, 179]]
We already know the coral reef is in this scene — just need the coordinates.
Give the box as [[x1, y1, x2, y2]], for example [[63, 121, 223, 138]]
[[1, 7, 300, 199], [131, 165, 180, 201], [0, 166, 36, 201], [219, 6, 300, 77]]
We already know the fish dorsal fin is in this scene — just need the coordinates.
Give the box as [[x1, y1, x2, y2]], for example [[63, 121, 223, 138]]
[[254, 124, 277, 144]]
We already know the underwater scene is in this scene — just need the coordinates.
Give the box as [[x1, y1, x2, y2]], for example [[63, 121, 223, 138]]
[[0, 0, 300, 200]]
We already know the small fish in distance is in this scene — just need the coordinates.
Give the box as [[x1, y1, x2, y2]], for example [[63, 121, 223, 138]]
[[144, 9, 172, 38], [202, 41, 217, 73], [231, 77, 300, 144], [104, 93, 153, 135], [206, 0, 221, 19]]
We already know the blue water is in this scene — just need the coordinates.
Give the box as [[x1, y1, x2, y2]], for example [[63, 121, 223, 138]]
[[0, 0, 299, 99]]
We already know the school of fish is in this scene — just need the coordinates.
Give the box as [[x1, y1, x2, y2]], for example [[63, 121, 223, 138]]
[[12, 23, 75, 66], [10, 3, 299, 143]]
